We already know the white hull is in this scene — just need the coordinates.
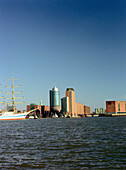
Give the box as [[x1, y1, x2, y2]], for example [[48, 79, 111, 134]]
[[0, 112, 28, 120]]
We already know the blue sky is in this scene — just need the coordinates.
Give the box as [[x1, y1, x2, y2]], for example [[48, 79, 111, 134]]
[[0, 0, 126, 111]]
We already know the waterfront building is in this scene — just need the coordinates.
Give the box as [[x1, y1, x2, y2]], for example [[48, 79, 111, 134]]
[[27, 104, 50, 118], [27, 104, 42, 118], [27, 105, 30, 112], [100, 108, 105, 113], [95, 108, 104, 114], [106, 101, 126, 114], [34, 105, 42, 118], [65, 88, 75, 117], [61, 97, 69, 116], [41, 105, 50, 118], [50, 86, 61, 113], [75, 102, 84, 117], [95, 108, 100, 114], [84, 105, 91, 116], [65, 88, 87, 117]]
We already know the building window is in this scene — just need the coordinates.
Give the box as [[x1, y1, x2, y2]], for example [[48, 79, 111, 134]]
[[108, 102, 111, 105]]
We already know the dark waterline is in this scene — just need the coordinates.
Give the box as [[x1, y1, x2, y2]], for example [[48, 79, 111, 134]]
[[0, 117, 126, 169]]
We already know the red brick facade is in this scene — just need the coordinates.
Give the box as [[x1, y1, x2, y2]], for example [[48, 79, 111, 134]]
[[84, 106, 91, 115], [75, 103, 84, 117], [106, 101, 126, 113], [34, 105, 42, 118], [42, 105, 50, 117], [27, 105, 30, 112]]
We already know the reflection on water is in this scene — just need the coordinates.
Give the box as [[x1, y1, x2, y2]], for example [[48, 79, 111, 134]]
[[0, 117, 125, 169]]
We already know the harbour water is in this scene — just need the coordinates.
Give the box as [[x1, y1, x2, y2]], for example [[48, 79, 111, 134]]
[[0, 117, 125, 169]]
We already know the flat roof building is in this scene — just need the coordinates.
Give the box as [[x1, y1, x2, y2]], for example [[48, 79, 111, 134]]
[[65, 88, 75, 117], [65, 88, 87, 117], [106, 101, 126, 114], [61, 97, 69, 116], [84, 106, 91, 115]]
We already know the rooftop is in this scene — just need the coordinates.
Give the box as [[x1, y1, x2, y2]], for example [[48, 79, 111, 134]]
[[52, 86, 59, 91], [66, 88, 74, 91]]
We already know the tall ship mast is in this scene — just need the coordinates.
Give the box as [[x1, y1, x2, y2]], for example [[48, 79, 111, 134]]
[[0, 84, 5, 111], [5, 77, 24, 113], [0, 77, 39, 120]]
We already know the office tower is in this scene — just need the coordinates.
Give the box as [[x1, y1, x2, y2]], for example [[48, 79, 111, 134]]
[[61, 97, 69, 115], [65, 88, 75, 116], [50, 86, 61, 113]]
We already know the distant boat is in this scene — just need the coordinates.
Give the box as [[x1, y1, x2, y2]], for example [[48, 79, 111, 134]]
[[0, 111, 27, 120], [0, 107, 38, 120]]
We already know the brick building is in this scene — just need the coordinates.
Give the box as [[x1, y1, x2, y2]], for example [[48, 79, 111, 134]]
[[27, 105, 30, 112], [64, 88, 90, 117], [27, 104, 50, 118], [65, 88, 75, 116], [75, 103, 84, 117], [26, 104, 42, 118], [41, 105, 50, 118], [34, 105, 42, 118], [84, 106, 91, 115], [106, 101, 126, 113]]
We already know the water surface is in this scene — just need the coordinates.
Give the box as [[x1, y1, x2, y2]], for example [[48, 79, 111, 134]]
[[0, 117, 125, 169]]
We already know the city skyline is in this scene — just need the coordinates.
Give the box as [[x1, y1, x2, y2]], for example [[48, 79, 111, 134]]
[[0, 0, 126, 111]]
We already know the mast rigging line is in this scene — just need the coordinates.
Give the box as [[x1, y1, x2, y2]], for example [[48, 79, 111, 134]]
[[4, 77, 24, 113]]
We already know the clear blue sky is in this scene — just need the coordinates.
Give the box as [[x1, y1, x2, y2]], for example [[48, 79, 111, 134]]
[[0, 0, 126, 111]]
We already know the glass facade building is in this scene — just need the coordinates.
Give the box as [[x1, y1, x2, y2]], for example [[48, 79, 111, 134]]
[[50, 86, 60, 112], [61, 97, 69, 114]]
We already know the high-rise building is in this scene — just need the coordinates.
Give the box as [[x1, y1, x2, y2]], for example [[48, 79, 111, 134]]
[[61, 97, 69, 115], [65, 88, 75, 116], [65, 88, 86, 117], [50, 86, 61, 113]]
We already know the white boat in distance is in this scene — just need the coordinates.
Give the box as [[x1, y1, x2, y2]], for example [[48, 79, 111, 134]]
[[0, 112, 28, 120], [0, 108, 38, 120]]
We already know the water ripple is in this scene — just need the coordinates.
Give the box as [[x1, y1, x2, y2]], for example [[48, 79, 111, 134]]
[[0, 117, 125, 169]]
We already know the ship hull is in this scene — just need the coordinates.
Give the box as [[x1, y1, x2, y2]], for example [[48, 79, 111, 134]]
[[0, 112, 27, 120]]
